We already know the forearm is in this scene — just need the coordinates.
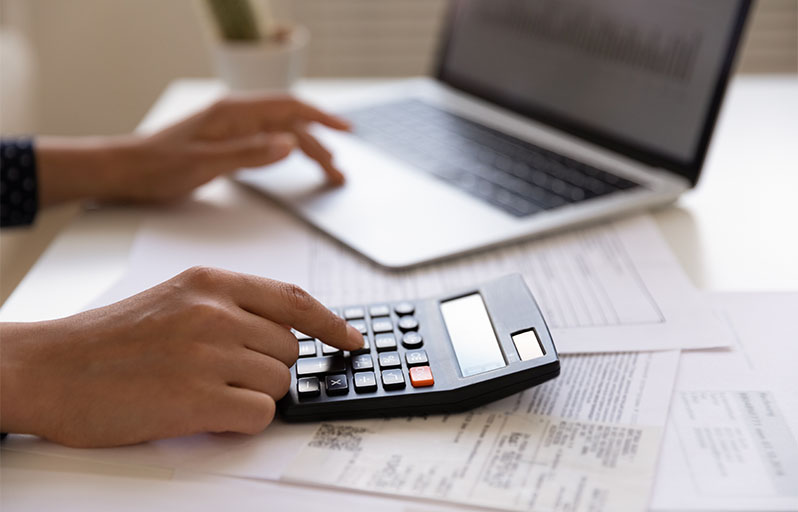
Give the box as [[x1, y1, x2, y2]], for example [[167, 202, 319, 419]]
[[36, 135, 143, 207], [0, 321, 59, 435]]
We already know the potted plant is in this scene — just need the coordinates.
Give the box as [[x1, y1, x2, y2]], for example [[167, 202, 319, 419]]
[[203, 0, 309, 91]]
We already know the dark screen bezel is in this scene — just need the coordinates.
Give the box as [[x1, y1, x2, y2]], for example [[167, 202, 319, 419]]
[[434, 0, 753, 187]]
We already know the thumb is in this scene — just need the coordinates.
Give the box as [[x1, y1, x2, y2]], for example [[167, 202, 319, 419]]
[[201, 133, 296, 175]]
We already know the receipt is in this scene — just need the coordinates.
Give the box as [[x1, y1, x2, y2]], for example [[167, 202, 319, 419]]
[[282, 351, 679, 512], [651, 293, 798, 511], [283, 412, 661, 512]]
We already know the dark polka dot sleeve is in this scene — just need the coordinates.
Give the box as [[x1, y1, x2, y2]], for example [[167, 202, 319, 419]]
[[0, 138, 39, 228]]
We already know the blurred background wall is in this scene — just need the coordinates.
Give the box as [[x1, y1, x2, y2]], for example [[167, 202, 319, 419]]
[[1, 0, 796, 137], [0, 0, 796, 304]]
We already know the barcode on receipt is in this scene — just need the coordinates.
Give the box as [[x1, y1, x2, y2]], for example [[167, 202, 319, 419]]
[[308, 423, 369, 452]]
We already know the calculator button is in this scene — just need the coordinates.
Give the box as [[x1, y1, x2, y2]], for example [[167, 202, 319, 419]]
[[321, 343, 340, 355], [297, 377, 320, 397], [398, 316, 419, 332], [374, 333, 398, 351], [369, 304, 391, 317], [293, 330, 312, 341], [401, 332, 423, 349], [296, 356, 346, 376], [405, 349, 429, 367], [394, 302, 415, 316], [372, 318, 394, 333], [409, 366, 434, 388], [351, 354, 374, 371], [354, 371, 378, 393], [325, 374, 349, 395], [381, 369, 406, 390], [348, 319, 368, 334], [343, 307, 365, 320], [298, 341, 317, 357], [352, 335, 371, 354], [378, 351, 402, 369]]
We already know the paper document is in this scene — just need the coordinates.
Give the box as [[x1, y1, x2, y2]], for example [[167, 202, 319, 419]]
[[89, 179, 729, 353], [0, 456, 467, 512], [2, 350, 679, 512], [651, 293, 798, 511], [284, 412, 661, 512], [281, 351, 679, 512]]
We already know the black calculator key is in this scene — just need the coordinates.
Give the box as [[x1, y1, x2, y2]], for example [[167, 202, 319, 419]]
[[354, 371, 378, 393], [351, 353, 374, 371], [394, 302, 415, 316], [378, 351, 402, 369], [369, 304, 391, 317], [321, 343, 340, 355], [375, 333, 398, 351], [325, 374, 349, 395], [343, 307, 365, 320], [405, 349, 429, 367], [296, 356, 346, 376], [372, 318, 394, 333], [381, 369, 406, 390], [298, 341, 317, 357], [352, 335, 371, 354], [297, 377, 320, 398], [398, 316, 419, 332], [401, 331, 423, 349], [349, 319, 368, 334]]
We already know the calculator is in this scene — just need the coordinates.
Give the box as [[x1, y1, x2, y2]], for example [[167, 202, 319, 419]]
[[280, 274, 560, 421]]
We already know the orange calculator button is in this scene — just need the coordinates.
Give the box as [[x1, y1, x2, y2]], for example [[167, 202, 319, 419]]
[[409, 366, 434, 387]]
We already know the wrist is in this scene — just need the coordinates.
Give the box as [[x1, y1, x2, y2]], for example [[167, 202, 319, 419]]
[[36, 135, 144, 207], [0, 322, 51, 436]]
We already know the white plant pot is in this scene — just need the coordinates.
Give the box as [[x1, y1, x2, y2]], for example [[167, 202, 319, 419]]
[[211, 25, 309, 92]]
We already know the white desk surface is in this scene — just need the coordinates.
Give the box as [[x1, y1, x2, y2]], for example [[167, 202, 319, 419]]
[[2, 75, 797, 509]]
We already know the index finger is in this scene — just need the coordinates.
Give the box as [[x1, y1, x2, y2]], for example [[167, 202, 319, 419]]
[[229, 95, 352, 132], [230, 273, 363, 351], [294, 100, 352, 132]]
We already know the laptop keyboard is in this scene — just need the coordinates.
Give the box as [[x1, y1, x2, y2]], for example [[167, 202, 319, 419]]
[[345, 99, 640, 217]]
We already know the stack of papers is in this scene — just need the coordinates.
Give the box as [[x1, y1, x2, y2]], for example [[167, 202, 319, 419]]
[[3, 180, 796, 511]]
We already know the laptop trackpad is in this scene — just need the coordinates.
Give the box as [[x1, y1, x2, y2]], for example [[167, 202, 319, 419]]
[[234, 128, 516, 267]]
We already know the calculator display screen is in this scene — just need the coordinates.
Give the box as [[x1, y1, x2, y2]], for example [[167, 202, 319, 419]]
[[440, 293, 506, 377]]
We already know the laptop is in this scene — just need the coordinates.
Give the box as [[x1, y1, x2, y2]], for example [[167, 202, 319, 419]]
[[236, 0, 751, 269]]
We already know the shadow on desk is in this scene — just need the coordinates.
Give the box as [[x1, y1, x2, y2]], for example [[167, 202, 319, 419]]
[[653, 204, 705, 288]]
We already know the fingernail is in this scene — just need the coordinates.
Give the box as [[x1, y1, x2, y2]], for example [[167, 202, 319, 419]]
[[347, 325, 364, 348], [329, 169, 345, 186], [336, 118, 353, 131]]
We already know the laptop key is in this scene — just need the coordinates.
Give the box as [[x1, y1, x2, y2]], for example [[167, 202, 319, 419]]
[[346, 99, 639, 218]]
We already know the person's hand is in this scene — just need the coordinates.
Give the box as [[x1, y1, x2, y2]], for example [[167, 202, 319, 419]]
[[0, 266, 363, 448], [36, 95, 351, 207]]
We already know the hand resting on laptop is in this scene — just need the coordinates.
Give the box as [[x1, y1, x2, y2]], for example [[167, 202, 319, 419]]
[[35, 94, 351, 208]]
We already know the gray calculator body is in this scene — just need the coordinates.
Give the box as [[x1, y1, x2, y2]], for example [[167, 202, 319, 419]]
[[279, 274, 560, 421]]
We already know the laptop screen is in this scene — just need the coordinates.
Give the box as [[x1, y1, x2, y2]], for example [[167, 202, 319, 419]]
[[436, 0, 751, 185]]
